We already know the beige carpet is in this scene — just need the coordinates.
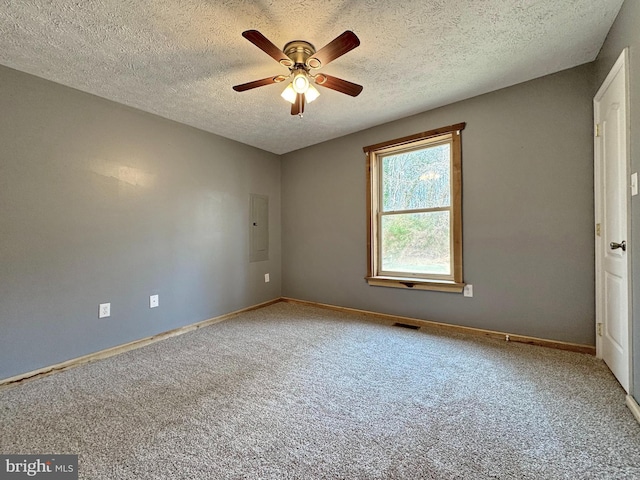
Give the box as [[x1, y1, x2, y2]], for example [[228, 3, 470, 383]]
[[1, 301, 639, 479]]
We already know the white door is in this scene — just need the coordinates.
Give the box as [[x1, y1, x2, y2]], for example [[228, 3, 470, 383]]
[[594, 48, 630, 393]]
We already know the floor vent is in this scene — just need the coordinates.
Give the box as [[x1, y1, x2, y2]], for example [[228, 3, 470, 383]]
[[393, 323, 420, 330]]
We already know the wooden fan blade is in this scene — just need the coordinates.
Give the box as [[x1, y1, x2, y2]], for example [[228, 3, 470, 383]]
[[233, 76, 286, 92], [315, 74, 363, 97], [291, 93, 305, 116], [242, 30, 293, 67], [306, 31, 360, 69]]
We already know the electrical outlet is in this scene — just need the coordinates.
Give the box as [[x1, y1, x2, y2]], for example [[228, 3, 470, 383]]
[[99, 303, 111, 318], [150, 294, 159, 308], [463, 284, 473, 297], [264, 273, 270, 283]]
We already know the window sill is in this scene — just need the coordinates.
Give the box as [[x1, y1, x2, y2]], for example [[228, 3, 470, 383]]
[[365, 276, 465, 293]]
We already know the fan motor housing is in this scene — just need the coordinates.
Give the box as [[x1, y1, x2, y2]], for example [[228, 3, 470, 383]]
[[282, 40, 316, 66]]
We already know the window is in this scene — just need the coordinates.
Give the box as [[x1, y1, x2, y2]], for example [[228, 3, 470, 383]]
[[364, 123, 465, 292]]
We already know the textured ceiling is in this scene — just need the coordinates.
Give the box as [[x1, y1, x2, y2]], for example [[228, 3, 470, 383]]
[[0, 0, 624, 154]]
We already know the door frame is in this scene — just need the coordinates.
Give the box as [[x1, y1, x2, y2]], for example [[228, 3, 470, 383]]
[[594, 48, 632, 391]]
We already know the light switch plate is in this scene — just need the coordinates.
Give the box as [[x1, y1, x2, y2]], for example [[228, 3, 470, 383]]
[[264, 273, 270, 283], [631, 172, 638, 196], [463, 285, 473, 297], [150, 295, 159, 308]]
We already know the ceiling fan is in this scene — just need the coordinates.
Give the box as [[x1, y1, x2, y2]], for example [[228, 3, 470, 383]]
[[233, 30, 363, 116]]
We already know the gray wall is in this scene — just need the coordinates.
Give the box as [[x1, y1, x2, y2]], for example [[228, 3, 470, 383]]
[[595, 0, 640, 399], [0, 65, 281, 380], [282, 63, 595, 345]]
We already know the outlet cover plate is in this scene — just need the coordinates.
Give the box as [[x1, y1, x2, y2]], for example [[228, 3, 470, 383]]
[[463, 285, 473, 297], [99, 303, 111, 318]]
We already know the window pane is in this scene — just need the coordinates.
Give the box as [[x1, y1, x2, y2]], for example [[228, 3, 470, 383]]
[[381, 211, 450, 275], [382, 143, 450, 212]]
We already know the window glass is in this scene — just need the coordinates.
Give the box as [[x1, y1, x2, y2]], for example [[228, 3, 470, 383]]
[[381, 143, 451, 212], [381, 211, 450, 275]]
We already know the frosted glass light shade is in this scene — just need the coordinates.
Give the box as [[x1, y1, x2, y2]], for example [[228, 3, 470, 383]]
[[281, 83, 297, 104], [305, 84, 320, 103], [292, 72, 309, 93]]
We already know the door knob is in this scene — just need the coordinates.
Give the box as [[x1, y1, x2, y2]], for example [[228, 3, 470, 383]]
[[610, 240, 626, 251]]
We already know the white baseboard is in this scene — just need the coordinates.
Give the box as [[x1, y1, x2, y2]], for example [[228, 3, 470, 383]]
[[0, 298, 281, 389], [626, 395, 640, 425]]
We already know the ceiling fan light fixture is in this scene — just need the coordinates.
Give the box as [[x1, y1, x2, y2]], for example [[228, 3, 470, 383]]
[[305, 84, 320, 103], [281, 83, 297, 104], [292, 70, 310, 94], [234, 30, 362, 116]]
